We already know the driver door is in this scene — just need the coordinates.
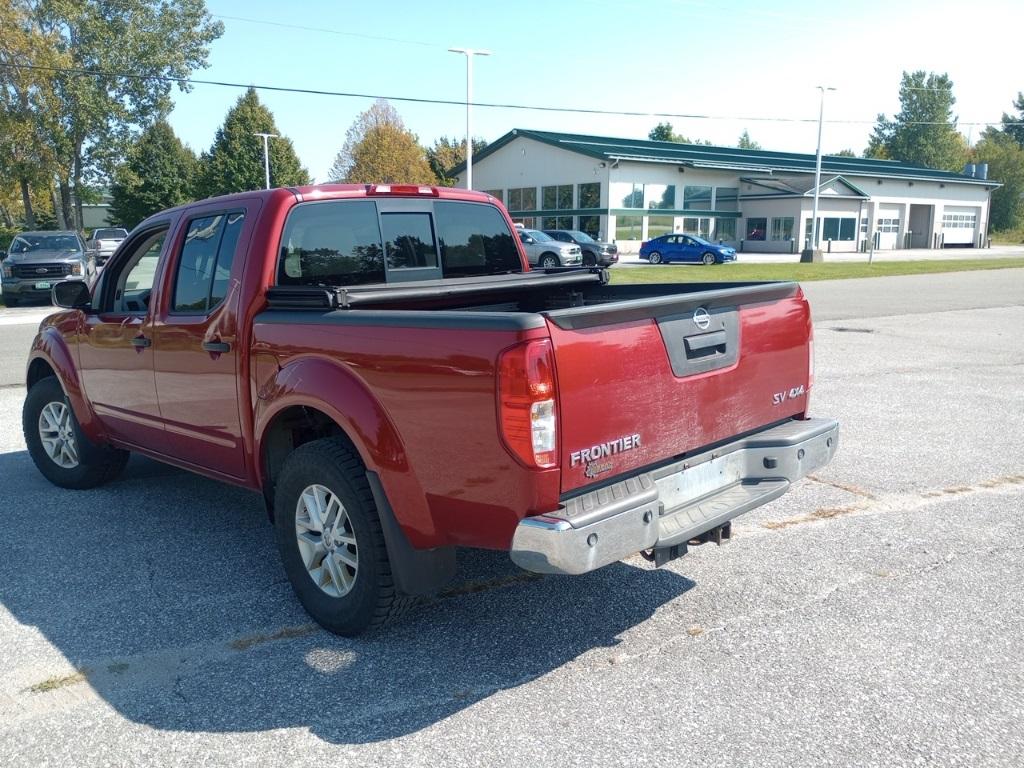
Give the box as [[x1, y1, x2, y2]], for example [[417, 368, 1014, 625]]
[[78, 223, 171, 448]]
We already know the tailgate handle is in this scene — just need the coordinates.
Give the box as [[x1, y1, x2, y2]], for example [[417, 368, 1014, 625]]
[[684, 330, 727, 357]]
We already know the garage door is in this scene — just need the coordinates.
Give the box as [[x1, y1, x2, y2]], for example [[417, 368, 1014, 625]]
[[941, 207, 978, 246], [876, 205, 901, 249]]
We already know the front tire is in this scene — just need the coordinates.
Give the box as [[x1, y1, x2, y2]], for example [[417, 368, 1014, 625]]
[[539, 254, 560, 269], [4, 296, 19, 308], [274, 437, 412, 636], [23, 376, 129, 489], [702, 252, 717, 265], [648, 251, 663, 265]]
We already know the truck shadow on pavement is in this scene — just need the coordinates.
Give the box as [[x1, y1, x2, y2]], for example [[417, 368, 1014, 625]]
[[0, 450, 695, 744]]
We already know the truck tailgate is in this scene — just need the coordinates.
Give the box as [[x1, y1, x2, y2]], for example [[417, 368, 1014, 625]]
[[544, 282, 812, 494]]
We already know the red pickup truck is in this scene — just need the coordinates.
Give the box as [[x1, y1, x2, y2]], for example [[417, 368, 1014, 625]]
[[23, 184, 838, 635]]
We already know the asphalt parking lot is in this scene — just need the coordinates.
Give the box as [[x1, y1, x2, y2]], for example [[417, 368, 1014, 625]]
[[1, 268, 1022, 767]]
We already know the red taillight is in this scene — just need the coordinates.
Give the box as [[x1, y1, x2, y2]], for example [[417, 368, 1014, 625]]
[[366, 184, 439, 196], [498, 339, 558, 469]]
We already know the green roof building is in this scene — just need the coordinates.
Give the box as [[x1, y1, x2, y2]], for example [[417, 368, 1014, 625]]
[[454, 129, 998, 254]]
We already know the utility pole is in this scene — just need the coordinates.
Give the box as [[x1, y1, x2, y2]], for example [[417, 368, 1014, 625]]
[[448, 47, 491, 190], [254, 132, 278, 190], [804, 86, 836, 263]]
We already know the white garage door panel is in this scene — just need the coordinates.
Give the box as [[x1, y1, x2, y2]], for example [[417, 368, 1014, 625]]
[[942, 206, 977, 245]]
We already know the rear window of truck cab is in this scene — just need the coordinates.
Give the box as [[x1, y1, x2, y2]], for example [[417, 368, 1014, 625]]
[[277, 199, 520, 286]]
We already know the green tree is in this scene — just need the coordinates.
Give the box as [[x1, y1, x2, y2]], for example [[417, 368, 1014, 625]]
[[108, 120, 197, 229], [737, 129, 761, 150], [865, 71, 969, 171], [1000, 92, 1024, 148], [0, 0, 66, 229], [17, 0, 224, 229], [647, 121, 709, 144], [329, 100, 435, 184], [972, 129, 1024, 232], [834, 148, 857, 157], [195, 88, 310, 197], [427, 135, 487, 185]]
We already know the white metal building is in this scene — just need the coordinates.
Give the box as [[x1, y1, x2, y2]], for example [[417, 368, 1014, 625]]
[[454, 129, 998, 253]]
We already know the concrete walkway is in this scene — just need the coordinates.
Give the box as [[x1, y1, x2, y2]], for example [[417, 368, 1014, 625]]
[[616, 243, 1024, 265]]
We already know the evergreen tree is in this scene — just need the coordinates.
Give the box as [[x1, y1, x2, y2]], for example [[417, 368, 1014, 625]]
[[647, 122, 709, 144], [109, 120, 197, 229], [973, 129, 1024, 231], [329, 100, 434, 184], [427, 136, 487, 185], [865, 71, 968, 171], [1000, 92, 1024, 148], [737, 129, 761, 150], [195, 88, 309, 197]]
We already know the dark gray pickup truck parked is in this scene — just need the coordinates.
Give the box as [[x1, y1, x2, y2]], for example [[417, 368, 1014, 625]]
[[543, 229, 618, 267], [1, 231, 94, 307]]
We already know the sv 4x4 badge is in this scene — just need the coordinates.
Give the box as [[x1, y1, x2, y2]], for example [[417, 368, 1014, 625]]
[[773, 385, 806, 405]]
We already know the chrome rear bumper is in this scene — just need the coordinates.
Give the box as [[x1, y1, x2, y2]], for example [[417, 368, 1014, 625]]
[[510, 418, 839, 575]]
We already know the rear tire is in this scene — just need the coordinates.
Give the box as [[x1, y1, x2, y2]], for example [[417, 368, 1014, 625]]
[[274, 437, 413, 636], [539, 254, 560, 269], [648, 251, 663, 265], [23, 376, 129, 489], [4, 296, 18, 308], [702, 252, 716, 265]]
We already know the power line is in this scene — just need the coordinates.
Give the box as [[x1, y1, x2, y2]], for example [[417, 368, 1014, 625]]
[[2, 62, 1020, 127]]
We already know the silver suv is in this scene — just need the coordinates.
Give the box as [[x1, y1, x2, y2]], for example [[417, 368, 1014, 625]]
[[86, 227, 128, 268], [517, 229, 582, 268], [1, 231, 94, 308]]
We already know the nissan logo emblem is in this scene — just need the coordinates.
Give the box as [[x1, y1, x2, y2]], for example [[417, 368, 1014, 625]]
[[693, 307, 711, 330]]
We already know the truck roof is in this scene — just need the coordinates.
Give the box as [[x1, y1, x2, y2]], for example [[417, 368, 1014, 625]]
[[134, 184, 501, 232]]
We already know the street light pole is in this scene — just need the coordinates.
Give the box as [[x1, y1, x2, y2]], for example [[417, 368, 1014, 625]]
[[806, 86, 836, 262], [448, 47, 491, 190], [254, 132, 278, 190]]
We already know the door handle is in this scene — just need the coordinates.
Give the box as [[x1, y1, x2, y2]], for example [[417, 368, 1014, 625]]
[[131, 335, 151, 348], [202, 340, 231, 354]]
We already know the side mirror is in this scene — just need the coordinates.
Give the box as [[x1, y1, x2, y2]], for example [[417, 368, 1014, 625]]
[[52, 280, 91, 310], [0, 250, 6, 261], [525, 237, 535, 244]]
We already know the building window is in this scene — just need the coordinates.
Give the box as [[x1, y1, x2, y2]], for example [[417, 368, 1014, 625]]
[[715, 218, 736, 241], [746, 217, 767, 241], [542, 184, 573, 210], [819, 217, 856, 241], [578, 215, 600, 238], [770, 217, 794, 241], [683, 186, 712, 210], [578, 182, 600, 209], [714, 187, 738, 211], [647, 215, 673, 238], [682, 217, 712, 238], [511, 217, 536, 229], [645, 184, 676, 210], [615, 215, 642, 240], [860, 216, 868, 233], [507, 187, 536, 212], [876, 218, 900, 233], [616, 182, 644, 208], [483, 189, 503, 203], [542, 215, 574, 230]]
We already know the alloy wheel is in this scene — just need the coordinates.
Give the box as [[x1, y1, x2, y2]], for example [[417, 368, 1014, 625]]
[[295, 484, 359, 598], [38, 401, 79, 469]]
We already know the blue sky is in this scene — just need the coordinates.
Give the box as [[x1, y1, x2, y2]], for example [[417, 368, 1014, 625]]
[[168, 0, 1020, 182]]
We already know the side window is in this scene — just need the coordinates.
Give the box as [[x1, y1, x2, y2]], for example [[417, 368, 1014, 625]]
[[381, 212, 437, 270], [278, 200, 384, 286], [111, 230, 168, 314], [435, 202, 521, 277], [173, 211, 245, 313]]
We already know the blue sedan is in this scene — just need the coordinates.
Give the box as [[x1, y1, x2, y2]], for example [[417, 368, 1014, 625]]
[[638, 234, 737, 265]]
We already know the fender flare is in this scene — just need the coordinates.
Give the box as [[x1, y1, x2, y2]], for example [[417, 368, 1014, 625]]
[[253, 355, 440, 547], [28, 327, 107, 445]]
